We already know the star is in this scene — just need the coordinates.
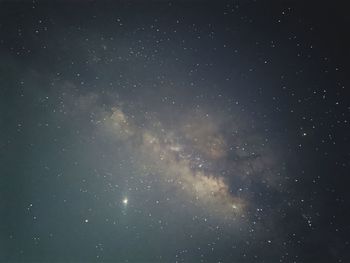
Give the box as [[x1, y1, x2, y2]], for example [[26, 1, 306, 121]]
[[122, 198, 128, 205]]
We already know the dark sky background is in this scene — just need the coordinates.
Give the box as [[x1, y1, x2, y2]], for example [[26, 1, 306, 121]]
[[0, 1, 349, 262]]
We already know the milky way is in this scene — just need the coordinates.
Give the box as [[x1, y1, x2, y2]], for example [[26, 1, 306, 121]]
[[1, 1, 349, 262]]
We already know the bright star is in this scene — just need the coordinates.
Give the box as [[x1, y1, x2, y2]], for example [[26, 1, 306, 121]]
[[122, 198, 128, 205]]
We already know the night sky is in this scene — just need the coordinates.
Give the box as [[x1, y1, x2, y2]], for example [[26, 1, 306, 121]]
[[1, 1, 349, 262]]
